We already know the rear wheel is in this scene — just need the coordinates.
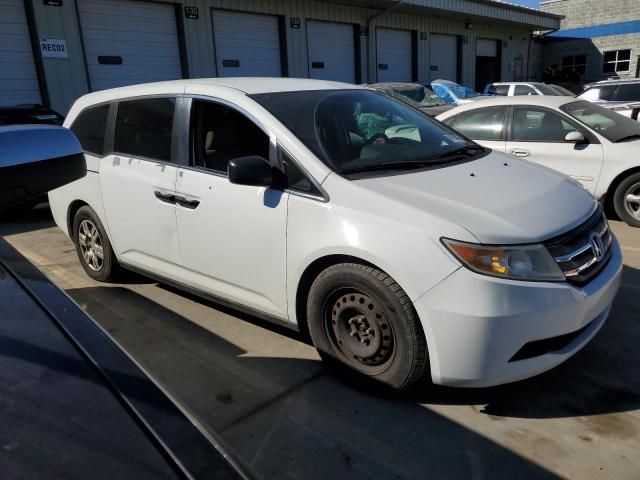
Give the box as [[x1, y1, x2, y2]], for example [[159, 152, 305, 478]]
[[307, 263, 428, 390], [613, 172, 640, 227], [72, 206, 121, 281]]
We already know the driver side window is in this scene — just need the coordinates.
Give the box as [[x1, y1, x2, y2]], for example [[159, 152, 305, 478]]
[[190, 99, 269, 174]]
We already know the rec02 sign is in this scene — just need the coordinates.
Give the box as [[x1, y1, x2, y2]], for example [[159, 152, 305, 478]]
[[40, 38, 68, 58]]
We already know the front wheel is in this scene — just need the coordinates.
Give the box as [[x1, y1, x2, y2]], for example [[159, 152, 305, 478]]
[[307, 263, 428, 390], [613, 172, 640, 227]]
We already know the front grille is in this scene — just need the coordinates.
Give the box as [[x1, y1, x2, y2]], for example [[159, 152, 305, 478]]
[[545, 207, 612, 287]]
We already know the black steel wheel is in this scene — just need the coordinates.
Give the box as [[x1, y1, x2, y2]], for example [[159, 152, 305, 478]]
[[307, 263, 428, 390]]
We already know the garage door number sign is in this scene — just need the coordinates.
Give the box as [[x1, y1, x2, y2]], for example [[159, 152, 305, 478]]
[[40, 39, 68, 59]]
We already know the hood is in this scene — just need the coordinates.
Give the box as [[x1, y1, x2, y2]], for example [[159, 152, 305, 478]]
[[418, 104, 455, 116], [353, 151, 596, 244]]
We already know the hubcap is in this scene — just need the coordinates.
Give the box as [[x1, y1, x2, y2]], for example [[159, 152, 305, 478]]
[[326, 290, 394, 371], [78, 219, 104, 272], [624, 182, 640, 220]]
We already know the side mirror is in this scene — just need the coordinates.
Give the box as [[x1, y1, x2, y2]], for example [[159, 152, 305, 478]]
[[0, 125, 86, 211], [228, 156, 273, 187], [565, 131, 586, 143]]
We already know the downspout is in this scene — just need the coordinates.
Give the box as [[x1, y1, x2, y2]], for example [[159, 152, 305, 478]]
[[366, 0, 405, 83]]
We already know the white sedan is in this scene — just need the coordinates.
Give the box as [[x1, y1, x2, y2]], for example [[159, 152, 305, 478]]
[[437, 96, 640, 226]]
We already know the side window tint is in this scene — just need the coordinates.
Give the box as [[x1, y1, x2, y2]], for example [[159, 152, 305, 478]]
[[115, 98, 175, 162], [514, 85, 536, 96], [70, 104, 109, 155], [494, 85, 509, 96], [451, 108, 506, 141], [513, 108, 578, 142], [191, 100, 270, 174], [616, 84, 640, 102], [281, 150, 322, 196]]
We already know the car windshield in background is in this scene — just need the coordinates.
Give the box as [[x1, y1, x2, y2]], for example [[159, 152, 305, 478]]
[[561, 100, 640, 143], [549, 84, 575, 96], [390, 85, 446, 107], [252, 89, 483, 174]]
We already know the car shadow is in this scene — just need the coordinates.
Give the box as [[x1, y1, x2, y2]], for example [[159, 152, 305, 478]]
[[63, 284, 557, 480], [0, 203, 56, 235]]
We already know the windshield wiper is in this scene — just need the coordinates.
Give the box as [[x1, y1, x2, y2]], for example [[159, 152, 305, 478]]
[[437, 145, 485, 159], [340, 159, 448, 174], [615, 134, 640, 143]]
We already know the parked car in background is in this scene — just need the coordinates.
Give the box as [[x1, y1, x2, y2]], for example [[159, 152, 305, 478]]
[[578, 79, 640, 121], [484, 82, 574, 97], [0, 104, 64, 126], [430, 79, 482, 105], [437, 96, 640, 226], [367, 82, 454, 116], [50, 78, 621, 390], [548, 84, 577, 96]]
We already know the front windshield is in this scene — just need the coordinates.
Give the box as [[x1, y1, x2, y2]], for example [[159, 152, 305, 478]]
[[535, 84, 563, 96], [252, 89, 483, 174], [389, 85, 446, 107], [561, 100, 640, 142]]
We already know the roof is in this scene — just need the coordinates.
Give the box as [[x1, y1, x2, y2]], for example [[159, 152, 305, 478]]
[[584, 78, 640, 87], [491, 82, 547, 87], [68, 77, 364, 112], [435, 95, 581, 118]]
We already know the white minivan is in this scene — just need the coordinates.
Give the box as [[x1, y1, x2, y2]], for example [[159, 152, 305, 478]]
[[50, 78, 622, 390]]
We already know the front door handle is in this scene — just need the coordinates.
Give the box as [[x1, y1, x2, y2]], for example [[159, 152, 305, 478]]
[[510, 148, 530, 157], [154, 191, 176, 204], [174, 195, 200, 209]]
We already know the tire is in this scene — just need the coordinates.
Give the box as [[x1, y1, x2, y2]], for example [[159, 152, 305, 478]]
[[613, 172, 640, 228], [307, 263, 428, 390], [72, 206, 121, 281]]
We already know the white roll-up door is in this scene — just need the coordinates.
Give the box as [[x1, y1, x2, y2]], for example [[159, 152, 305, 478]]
[[78, 0, 183, 91], [307, 21, 356, 83], [476, 39, 498, 57], [0, 0, 41, 106], [212, 11, 282, 77], [429, 34, 458, 82], [376, 28, 413, 82]]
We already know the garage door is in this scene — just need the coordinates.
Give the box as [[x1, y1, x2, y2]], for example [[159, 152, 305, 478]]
[[0, 0, 41, 106], [475, 38, 500, 91], [78, 0, 183, 91], [212, 11, 282, 77], [429, 34, 457, 82], [376, 28, 413, 82], [307, 21, 356, 83]]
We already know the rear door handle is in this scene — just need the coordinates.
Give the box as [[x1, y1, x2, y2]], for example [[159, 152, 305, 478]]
[[174, 195, 200, 210], [154, 191, 176, 204], [510, 148, 530, 157]]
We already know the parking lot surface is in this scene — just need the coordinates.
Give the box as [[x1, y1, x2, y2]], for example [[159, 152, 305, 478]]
[[1, 208, 639, 480]]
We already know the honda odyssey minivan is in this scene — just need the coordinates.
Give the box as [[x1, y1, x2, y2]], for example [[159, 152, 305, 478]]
[[49, 78, 622, 390]]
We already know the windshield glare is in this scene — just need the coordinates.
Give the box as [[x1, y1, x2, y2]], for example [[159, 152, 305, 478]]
[[252, 90, 480, 174], [561, 100, 640, 142], [390, 85, 446, 107]]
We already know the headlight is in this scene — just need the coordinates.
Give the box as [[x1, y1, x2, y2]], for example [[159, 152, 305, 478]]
[[441, 238, 564, 281]]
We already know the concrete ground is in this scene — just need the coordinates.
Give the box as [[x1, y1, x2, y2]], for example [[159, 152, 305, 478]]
[[1, 207, 639, 480]]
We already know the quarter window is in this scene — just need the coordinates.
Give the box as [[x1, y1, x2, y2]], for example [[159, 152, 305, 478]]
[[281, 150, 322, 196], [114, 98, 175, 162], [512, 107, 579, 142], [449, 107, 507, 141], [190, 100, 269, 174], [603, 49, 631, 74], [561, 55, 587, 75], [70, 104, 109, 155]]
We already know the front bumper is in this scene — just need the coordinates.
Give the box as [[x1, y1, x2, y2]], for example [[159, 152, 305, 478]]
[[414, 236, 623, 387]]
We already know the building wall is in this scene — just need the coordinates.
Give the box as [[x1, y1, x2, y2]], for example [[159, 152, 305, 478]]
[[540, 0, 640, 82], [28, 0, 540, 113], [540, 0, 640, 30]]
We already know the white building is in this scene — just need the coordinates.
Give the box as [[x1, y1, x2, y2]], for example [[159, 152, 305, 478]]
[[2, 0, 561, 113]]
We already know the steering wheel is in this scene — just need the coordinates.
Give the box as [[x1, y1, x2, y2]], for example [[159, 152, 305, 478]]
[[364, 132, 389, 145]]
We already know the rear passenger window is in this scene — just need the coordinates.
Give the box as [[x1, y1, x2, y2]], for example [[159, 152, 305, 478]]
[[70, 104, 109, 155], [494, 85, 510, 96], [615, 84, 640, 102], [115, 98, 175, 162], [450, 107, 507, 141], [281, 150, 322, 197], [514, 85, 537, 96]]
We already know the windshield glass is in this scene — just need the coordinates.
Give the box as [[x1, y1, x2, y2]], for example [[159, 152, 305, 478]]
[[549, 84, 575, 96], [535, 84, 563, 95], [388, 85, 446, 107], [252, 89, 482, 174], [561, 100, 640, 142]]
